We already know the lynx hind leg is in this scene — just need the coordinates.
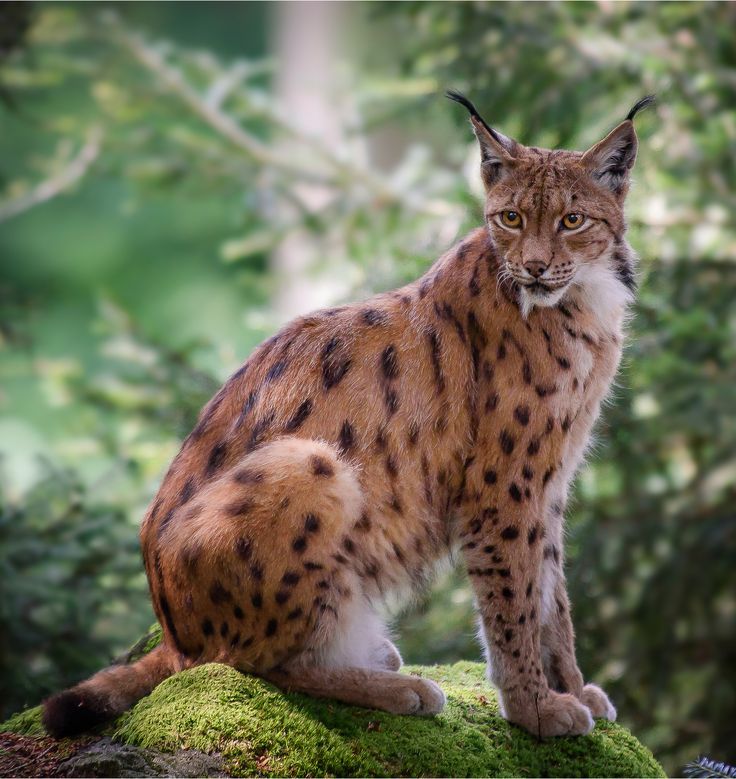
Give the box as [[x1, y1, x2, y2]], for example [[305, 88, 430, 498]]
[[270, 602, 441, 715], [160, 436, 367, 671], [310, 604, 402, 671], [373, 638, 403, 671], [266, 664, 445, 716]]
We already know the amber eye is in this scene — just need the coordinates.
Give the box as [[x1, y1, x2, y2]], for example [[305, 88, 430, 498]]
[[501, 210, 522, 228], [561, 213, 585, 230]]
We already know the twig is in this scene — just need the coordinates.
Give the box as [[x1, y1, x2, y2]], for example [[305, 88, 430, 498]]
[[108, 22, 334, 187], [111, 626, 160, 666], [204, 61, 252, 110], [100, 15, 447, 215], [0, 126, 102, 224]]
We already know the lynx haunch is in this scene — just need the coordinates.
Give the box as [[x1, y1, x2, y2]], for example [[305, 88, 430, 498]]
[[44, 93, 653, 740]]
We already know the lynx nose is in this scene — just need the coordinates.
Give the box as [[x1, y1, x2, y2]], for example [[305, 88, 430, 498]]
[[525, 260, 549, 279]]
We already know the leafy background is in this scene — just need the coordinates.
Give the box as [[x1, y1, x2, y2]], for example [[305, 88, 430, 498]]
[[1, 3, 734, 774]]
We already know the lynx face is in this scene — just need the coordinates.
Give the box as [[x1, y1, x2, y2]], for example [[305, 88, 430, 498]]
[[447, 91, 653, 317], [486, 152, 626, 314]]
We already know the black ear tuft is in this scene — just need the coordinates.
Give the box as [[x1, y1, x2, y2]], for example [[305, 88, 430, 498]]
[[43, 688, 111, 738], [445, 89, 483, 122], [626, 95, 656, 122], [445, 89, 506, 146]]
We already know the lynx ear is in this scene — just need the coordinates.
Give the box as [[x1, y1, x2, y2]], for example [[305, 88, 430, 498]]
[[581, 95, 654, 196], [446, 89, 517, 188]]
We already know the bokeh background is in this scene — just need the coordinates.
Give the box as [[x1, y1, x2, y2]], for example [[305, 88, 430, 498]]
[[1, 2, 734, 773]]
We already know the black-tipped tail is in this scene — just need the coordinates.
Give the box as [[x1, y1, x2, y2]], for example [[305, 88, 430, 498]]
[[42, 687, 113, 739], [42, 644, 175, 739]]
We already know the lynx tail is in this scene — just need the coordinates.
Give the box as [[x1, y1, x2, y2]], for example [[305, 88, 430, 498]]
[[42, 644, 175, 738]]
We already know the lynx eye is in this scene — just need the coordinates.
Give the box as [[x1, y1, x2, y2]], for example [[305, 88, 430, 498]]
[[501, 210, 522, 228], [561, 213, 585, 230]]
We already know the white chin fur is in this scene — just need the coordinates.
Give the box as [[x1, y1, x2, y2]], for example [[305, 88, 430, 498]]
[[569, 262, 634, 332], [570, 262, 634, 308], [518, 285, 566, 319]]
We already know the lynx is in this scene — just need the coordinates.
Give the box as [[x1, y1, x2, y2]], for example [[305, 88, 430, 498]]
[[44, 92, 653, 740]]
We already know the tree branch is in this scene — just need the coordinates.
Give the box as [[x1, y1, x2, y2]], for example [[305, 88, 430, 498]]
[[108, 22, 335, 187], [102, 16, 447, 215], [0, 126, 102, 224]]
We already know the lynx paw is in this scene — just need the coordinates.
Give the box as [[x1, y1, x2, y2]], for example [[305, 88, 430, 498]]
[[503, 690, 594, 738], [581, 683, 617, 721], [393, 676, 446, 716], [535, 691, 594, 737]]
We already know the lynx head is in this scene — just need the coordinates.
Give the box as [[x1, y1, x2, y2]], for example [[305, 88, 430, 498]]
[[448, 91, 654, 318]]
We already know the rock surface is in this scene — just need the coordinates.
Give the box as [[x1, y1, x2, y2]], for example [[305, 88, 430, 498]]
[[1, 628, 665, 778], [56, 737, 226, 777]]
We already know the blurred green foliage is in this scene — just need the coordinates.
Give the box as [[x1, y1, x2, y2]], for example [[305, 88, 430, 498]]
[[0, 3, 734, 775]]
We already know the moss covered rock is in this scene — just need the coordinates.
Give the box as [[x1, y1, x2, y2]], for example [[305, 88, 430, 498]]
[[2, 631, 664, 777]]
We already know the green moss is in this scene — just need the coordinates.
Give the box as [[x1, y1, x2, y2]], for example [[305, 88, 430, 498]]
[[116, 661, 664, 778], [1, 660, 665, 777], [141, 624, 163, 655], [0, 625, 164, 739], [2, 705, 45, 737]]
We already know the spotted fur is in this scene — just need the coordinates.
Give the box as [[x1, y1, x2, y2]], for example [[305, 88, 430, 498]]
[[43, 95, 650, 739]]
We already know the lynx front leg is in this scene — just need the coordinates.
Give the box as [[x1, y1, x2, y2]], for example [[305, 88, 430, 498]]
[[540, 502, 616, 720], [461, 496, 593, 738], [538, 501, 584, 698]]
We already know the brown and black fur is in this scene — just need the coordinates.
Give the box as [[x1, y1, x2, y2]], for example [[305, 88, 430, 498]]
[[43, 93, 653, 739]]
